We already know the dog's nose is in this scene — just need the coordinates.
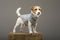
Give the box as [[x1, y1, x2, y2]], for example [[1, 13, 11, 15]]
[[37, 12, 40, 15]]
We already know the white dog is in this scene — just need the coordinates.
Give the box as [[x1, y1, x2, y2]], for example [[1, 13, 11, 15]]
[[13, 6, 42, 33]]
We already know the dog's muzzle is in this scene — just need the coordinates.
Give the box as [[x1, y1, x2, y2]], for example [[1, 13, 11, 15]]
[[37, 12, 40, 15]]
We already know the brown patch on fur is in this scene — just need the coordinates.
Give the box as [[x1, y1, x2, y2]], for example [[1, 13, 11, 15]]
[[31, 6, 42, 13]]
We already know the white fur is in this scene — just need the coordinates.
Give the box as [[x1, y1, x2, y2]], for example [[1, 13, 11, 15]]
[[13, 7, 41, 33], [16, 7, 21, 16]]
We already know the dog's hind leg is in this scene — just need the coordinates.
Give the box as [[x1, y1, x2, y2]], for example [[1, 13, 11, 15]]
[[20, 23, 24, 32], [13, 18, 22, 33], [13, 24, 20, 33]]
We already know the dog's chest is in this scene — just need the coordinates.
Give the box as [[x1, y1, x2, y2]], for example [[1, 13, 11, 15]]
[[30, 17, 37, 26]]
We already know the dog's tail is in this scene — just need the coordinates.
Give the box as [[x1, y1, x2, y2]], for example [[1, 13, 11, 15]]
[[16, 7, 21, 17]]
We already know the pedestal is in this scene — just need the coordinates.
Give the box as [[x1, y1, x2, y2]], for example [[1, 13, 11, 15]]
[[8, 32, 43, 40]]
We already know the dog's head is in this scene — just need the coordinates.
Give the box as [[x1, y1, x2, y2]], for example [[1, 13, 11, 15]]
[[31, 6, 42, 17]]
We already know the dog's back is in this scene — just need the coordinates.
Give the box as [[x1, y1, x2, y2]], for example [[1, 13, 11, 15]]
[[20, 14, 31, 21]]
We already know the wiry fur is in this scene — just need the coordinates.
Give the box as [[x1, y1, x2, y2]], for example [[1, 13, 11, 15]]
[[13, 6, 42, 33]]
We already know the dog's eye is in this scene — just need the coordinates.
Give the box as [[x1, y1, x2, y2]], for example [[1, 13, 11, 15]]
[[39, 9, 40, 10], [35, 9, 37, 10], [39, 9, 42, 11]]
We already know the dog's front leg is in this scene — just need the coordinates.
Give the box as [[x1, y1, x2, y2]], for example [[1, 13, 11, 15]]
[[33, 23, 38, 33], [28, 21, 33, 33]]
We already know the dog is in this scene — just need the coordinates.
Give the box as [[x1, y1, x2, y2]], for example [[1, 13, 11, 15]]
[[13, 6, 42, 33]]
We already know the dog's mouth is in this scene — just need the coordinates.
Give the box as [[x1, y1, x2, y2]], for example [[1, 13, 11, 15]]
[[36, 11, 41, 17], [37, 12, 40, 15]]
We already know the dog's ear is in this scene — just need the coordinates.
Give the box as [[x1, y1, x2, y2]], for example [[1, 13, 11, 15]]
[[31, 6, 35, 10], [31, 6, 34, 10], [31, 8, 33, 10], [31, 6, 42, 10], [40, 7, 42, 10]]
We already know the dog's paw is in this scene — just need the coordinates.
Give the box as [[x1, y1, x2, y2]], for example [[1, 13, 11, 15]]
[[13, 30, 15, 33], [29, 31, 33, 34], [34, 31, 38, 33]]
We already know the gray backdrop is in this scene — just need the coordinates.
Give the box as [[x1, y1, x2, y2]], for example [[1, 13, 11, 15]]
[[0, 0, 60, 40]]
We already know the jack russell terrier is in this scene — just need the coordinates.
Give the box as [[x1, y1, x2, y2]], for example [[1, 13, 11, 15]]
[[13, 6, 42, 33]]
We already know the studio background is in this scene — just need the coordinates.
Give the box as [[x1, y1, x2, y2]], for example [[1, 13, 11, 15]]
[[0, 0, 60, 40]]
